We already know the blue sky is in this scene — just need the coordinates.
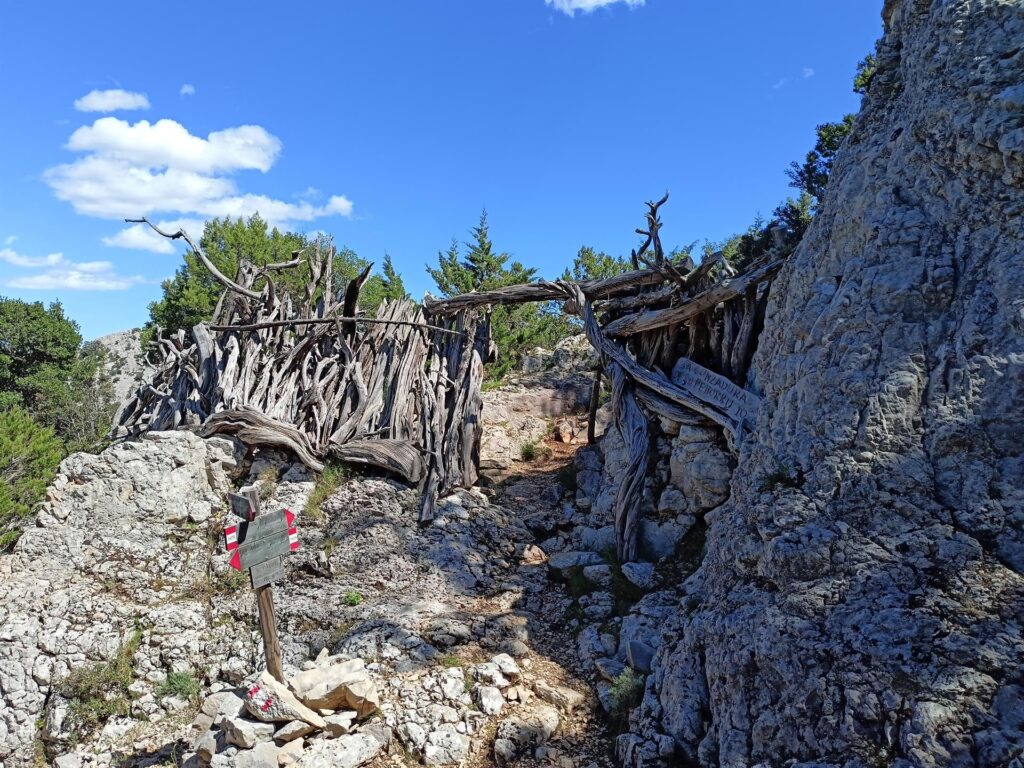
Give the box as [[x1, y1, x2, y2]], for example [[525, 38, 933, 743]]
[[0, 1, 881, 339]]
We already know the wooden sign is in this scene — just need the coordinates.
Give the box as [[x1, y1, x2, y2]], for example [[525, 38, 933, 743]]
[[250, 556, 286, 590], [671, 358, 760, 424], [221, 486, 290, 683], [229, 492, 255, 521], [225, 509, 298, 571]]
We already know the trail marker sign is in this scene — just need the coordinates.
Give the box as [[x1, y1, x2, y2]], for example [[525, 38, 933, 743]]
[[222, 486, 298, 682]]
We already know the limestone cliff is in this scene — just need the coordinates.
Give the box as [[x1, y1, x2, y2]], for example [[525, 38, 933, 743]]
[[637, 1, 1024, 765]]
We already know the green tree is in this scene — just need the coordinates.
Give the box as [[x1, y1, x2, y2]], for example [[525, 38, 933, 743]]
[[560, 246, 631, 283], [20, 344, 116, 453], [147, 216, 404, 341], [427, 210, 571, 380], [853, 53, 878, 96], [0, 297, 116, 453], [0, 406, 64, 550], [0, 299, 81, 410], [786, 114, 856, 205]]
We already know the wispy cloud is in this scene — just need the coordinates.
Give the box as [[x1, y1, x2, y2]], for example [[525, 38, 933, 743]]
[[3, 235, 15, 246], [0, 248, 144, 290], [545, 0, 644, 18], [179, 83, 196, 97], [44, 116, 354, 251], [772, 67, 815, 90], [73, 89, 150, 113]]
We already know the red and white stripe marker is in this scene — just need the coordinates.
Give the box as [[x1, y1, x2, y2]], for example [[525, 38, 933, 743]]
[[247, 683, 274, 712]]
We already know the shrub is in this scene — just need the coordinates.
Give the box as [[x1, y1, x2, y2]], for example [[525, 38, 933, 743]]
[[58, 628, 142, 740], [609, 668, 644, 718], [0, 407, 64, 551], [342, 590, 363, 607], [520, 440, 549, 462], [156, 671, 200, 701]]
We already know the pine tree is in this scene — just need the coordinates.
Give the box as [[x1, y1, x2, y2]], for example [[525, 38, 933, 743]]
[[427, 210, 570, 380]]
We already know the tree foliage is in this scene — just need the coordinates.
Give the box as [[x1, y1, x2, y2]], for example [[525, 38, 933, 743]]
[[146, 215, 403, 341], [0, 298, 114, 452], [0, 406, 63, 550], [786, 114, 856, 205], [0, 299, 81, 410], [560, 246, 631, 283], [428, 211, 571, 380]]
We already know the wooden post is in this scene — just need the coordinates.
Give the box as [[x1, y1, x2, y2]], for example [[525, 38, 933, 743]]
[[243, 486, 284, 683]]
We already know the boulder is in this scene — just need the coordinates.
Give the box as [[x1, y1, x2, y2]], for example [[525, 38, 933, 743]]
[[621, 561, 655, 590], [273, 720, 315, 743], [422, 724, 471, 765], [476, 685, 504, 715], [287, 659, 379, 718], [548, 551, 603, 571], [494, 704, 560, 764], [234, 742, 278, 768], [295, 732, 383, 768], [244, 672, 327, 728], [222, 715, 276, 749], [532, 680, 586, 713]]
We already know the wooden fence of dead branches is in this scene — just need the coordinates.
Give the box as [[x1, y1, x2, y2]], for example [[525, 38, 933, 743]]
[[117, 194, 786, 558]]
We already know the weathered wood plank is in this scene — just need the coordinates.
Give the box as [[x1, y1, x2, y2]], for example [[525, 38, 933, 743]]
[[601, 259, 783, 337]]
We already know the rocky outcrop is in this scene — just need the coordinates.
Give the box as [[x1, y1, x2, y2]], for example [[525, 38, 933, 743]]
[[92, 329, 151, 407], [0, 431, 246, 766], [0, 431, 616, 767], [623, 1, 1024, 766]]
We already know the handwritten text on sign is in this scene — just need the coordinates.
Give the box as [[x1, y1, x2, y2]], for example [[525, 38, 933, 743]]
[[671, 358, 760, 424]]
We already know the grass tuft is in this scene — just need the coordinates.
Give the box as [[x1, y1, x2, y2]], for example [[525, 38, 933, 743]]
[[58, 627, 142, 740], [156, 670, 201, 701], [305, 462, 349, 522], [342, 589, 363, 607]]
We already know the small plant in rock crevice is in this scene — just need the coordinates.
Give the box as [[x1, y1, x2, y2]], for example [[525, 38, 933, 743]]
[[342, 589, 363, 607], [257, 467, 279, 502], [156, 670, 201, 701], [305, 462, 349, 522], [609, 667, 645, 724], [57, 627, 143, 741]]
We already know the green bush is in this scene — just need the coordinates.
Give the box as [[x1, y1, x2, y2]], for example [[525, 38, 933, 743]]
[[58, 628, 142, 740], [609, 668, 644, 717], [342, 590, 363, 607], [0, 407, 64, 551], [156, 671, 201, 701]]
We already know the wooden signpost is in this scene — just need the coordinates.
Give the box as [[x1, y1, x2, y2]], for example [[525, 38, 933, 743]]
[[223, 486, 299, 683], [671, 357, 761, 425]]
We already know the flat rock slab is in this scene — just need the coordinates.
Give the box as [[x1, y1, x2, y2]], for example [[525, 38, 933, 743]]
[[548, 551, 603, 571]]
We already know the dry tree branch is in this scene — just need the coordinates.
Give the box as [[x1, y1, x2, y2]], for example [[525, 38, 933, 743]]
[[207, 316, 465, 336], [125, 217, 262, 300]]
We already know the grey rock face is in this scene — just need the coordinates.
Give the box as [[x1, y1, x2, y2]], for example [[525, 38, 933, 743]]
[[0, 431, 245, 766], [645, 2, 1024, 766], [92, 328, 152, 408]]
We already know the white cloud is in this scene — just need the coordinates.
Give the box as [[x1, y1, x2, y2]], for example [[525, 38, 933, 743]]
[[180, 83, 196, 97], [65, 118, 280, 173], [44, 116, 354, 250], [545, 0, 643, 16], [0, 248, 144, 290], [101, 218, 206, 254], [3, 235, 15, 246], [772, 77, 790, 90], [73, 89, 150, 113], [803, 67, 815, 79]]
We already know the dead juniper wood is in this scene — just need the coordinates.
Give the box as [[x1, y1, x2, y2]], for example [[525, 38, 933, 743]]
[[118, 194, 787, 554]]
